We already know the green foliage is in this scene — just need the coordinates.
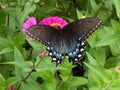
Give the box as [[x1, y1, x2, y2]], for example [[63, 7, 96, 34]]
[[0, 74, 6, 90], [0, 0, 120, 90]]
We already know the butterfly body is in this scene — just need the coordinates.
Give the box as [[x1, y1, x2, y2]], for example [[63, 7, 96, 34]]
[[26, 17, 103, 65]]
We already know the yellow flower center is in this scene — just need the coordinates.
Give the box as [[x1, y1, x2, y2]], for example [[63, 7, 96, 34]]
[[50, 23, 62, 29]]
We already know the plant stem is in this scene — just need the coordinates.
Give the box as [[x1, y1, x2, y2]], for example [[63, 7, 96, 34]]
[[16, 57, 42, 90], [27, 47, 33, 60]]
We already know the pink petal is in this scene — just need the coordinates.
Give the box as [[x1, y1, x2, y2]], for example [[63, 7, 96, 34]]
[[39, 16, 68, 29], [22, 17, 37, 40], [8, 85, 14, 90], [26, 17, 37, 25], [38, 52, 45, 56], [27, 37, 33, 40], [22, 17, 37, 34]]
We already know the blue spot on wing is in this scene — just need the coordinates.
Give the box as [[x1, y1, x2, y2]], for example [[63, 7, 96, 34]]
[[68, 52, 73, 58], [76, 48, 79, 53]]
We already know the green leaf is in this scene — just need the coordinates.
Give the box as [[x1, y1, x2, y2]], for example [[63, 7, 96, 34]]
[[62, 76, 88, 87], [105, 57, 118, 68], [95, 27, 119, 46], [0, 46, 33, 72], [97, 10, 109, 20], [76, 9, 84, 19], [84, 62, 112, 83], [0, 61, 33, 72], [90, 0, 98, 13], [4, 7, 21, 26], [111, 19, 120, 35], [60, 58, 74, 82], [0, 38, 12, 49], [86, 52, 100, 66], [20, 2, 36, 27], [14, 46, 24, 62], [35, 56, 65, 72], [110, 39, 120, 56], [0, 10, 6, 25], [33, 70, 57, 90], [60, 0, 71, 11], [15, 61, 33, 72], [4, 7, 21, 17], [87, 70, 102, 90], [110, 79, 120, 90], [27, 40, 44, 51], [87, 32, 97, 48], [89, 87, 101, 90], [114, 0, 120, 19], [45, 80, 57, 90], [6, 77, 20, 87], [20, 78, 42, 90], [0, 25, 14, 36], [0, 47, 13, 54], [29, 0, 39, 2], [0, 74, 6, 90], [92, 48, 106, 66], [95, 35, 119, 46], [14, 46, 24, 76]]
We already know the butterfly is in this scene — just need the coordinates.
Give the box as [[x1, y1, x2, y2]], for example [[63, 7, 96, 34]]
[[25, 17, 103, 66]]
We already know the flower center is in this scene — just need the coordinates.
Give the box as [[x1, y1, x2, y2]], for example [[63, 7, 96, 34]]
[[50, 23, 62, 29]]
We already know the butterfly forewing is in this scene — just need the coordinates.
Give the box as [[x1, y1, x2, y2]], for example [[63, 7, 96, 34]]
[[26, 25, 56, 45], [26, 25, 63, 64], [63, 17, 103, 40]]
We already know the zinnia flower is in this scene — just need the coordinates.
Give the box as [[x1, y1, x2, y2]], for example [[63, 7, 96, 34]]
[[39, 16, 68, 29], [22, 17, 37, 40]]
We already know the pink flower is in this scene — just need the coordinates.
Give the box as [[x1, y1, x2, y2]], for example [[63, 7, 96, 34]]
[[22, 17, 37, 40], [8, 85, 14, 90], [116, 66, 120, 74], [38, 51, 45, 56], [38, 51, 48, 57], [39, 16, 68, 29]]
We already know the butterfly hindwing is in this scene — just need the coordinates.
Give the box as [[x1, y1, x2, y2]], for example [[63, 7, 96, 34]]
[[62, 17, 103, 64]]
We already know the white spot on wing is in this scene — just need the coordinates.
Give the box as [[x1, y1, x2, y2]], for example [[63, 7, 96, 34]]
[[81, 42, 84, 46], [78, 54, 82, 57], [33, 36, 36, 39], [52, 58, 56, 61], [80, 48, 84, 52], [49, 52, 52, 56], [47, 47, 50, 50], [37, 38, 39, 40], [57, 60, 60, 63], [30, 34, 33, 37], [74, 58, 78, 61]]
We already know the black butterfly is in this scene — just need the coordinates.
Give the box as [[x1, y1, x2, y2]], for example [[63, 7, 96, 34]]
[[26, 17, 103, 66]]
